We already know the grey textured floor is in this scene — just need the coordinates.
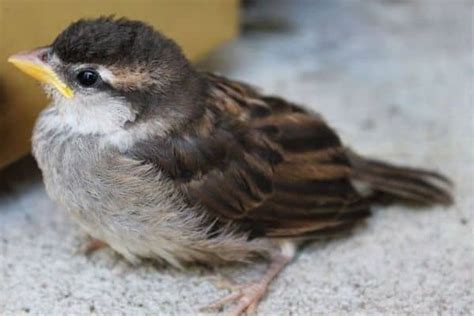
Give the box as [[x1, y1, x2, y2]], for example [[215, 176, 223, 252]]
[[1, 1, 473, 315]]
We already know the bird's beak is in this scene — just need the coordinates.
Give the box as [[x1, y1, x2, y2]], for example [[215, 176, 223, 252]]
[[8, 48, 74, 99]]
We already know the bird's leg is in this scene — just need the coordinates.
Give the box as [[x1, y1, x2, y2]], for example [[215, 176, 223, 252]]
[[203, 241, 296, 316], [84, 238, 107, 255], [76, 236, 107, 256]]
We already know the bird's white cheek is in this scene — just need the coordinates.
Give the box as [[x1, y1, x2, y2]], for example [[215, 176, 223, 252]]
[[53, 92, 136, 135], [46, 88, 173, 152]]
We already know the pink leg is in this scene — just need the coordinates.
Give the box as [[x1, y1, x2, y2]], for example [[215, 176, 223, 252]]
[[203, 241, 296, 316], [77, 237, 107, 255]]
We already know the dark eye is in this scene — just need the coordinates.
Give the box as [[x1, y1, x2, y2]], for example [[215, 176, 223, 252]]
[[76, 69, 100, 87]]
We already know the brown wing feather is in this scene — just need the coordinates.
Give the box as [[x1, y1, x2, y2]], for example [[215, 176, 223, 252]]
[[166, 73, 371, 238]]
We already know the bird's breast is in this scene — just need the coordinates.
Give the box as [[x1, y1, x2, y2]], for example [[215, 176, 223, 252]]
[[32, 107, 110, 224], [31, 107, 271, 266]]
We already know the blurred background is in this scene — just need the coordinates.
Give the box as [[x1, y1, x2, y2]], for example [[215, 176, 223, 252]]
[[1, 0, 472, 315]]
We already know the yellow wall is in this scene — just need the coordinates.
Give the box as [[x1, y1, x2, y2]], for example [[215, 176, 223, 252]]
[[0, 0, 239, 168]]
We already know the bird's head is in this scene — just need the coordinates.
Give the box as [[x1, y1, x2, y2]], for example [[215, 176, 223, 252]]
[[8, 17, 202, 137]]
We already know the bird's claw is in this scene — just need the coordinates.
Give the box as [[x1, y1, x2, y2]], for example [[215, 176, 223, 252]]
[[201, 282, 267, 316]]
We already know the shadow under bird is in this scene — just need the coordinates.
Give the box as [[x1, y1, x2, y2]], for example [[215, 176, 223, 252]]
[[8, 17, 453, 315]]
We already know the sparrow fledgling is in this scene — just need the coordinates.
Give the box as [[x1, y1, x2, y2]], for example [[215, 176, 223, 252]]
[[9, 17, 452, 315]]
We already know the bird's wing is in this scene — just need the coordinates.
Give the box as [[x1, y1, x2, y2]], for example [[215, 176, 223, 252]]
[[132, 73, 371, 238]]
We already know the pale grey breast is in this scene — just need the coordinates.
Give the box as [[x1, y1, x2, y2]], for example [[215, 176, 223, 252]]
[[31, 107, 268, 265]]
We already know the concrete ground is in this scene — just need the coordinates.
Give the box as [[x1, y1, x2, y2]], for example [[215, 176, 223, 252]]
[[1, 1, 472, 315]]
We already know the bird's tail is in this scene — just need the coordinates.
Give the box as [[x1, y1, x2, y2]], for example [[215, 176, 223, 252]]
[[347, 150, 453, 206]]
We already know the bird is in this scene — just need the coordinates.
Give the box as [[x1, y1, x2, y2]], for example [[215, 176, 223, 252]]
[[8, 17, 452, 315]]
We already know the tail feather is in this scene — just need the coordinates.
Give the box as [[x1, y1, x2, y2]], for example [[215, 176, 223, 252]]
[[348, 151, 453, 206]]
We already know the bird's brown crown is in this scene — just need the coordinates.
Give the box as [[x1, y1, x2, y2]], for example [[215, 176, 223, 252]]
[[52, 17, 188, 68]]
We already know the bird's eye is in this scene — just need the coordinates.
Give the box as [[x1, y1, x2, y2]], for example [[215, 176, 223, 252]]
[[76, 69, 100, 87]]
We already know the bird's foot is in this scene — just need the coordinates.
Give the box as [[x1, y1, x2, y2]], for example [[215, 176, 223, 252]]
[[201, 281, 268, 316], [75, 237, 107, 256], [201, 241, 296, 315]]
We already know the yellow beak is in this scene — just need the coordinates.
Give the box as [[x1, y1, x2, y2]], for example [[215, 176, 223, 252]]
[[8, 49, 74, 99]]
